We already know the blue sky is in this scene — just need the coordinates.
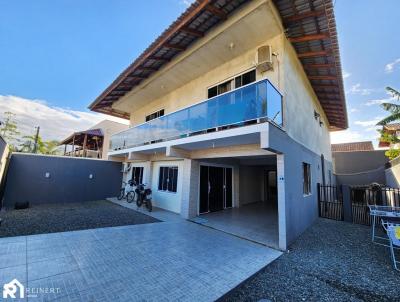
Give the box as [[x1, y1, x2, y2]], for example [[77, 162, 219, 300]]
[[0, 0, 399, 144]]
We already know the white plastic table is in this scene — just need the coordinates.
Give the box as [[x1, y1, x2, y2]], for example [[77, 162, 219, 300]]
[[368, 205, 400, 247]]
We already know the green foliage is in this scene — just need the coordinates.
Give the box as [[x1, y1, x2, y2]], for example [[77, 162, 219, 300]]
[[385, 148, 400, 160], [20, 135, 60, 155], [378, 129, 400, 144], [377, 87, 400, 126], [0, 111, 60, 154], [0, 111, 20, 148]]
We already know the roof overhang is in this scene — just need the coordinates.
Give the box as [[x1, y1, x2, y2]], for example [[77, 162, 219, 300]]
[[89, 0, 347, 130], [60, 129, 104, 145]]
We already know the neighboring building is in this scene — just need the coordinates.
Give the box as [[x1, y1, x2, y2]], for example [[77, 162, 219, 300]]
[[60, 120, 128, 160], [378, 123, 400, 148], [88, 0, 347, 250], [332, 141, 388, 186], [332, 141, 374, 152]]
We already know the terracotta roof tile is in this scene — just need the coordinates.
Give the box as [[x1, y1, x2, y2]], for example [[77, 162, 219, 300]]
[[332, 141, 374, 152]]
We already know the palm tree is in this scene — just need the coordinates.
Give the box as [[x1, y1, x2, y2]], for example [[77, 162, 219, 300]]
[[377, 86, 400, 125], [19, 135, 60, 154]]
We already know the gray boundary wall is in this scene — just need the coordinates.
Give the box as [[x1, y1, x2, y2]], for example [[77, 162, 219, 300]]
[[385, 156, 400, 188], [3, 153, 122, 208], [333, 150, 388, 186]]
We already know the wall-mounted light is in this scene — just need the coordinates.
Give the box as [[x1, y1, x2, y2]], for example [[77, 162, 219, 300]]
[[89, 174, 94, 179], [45, 172, 50, 178], [319, 120, 324, 127], [314, 110, 320, 120]]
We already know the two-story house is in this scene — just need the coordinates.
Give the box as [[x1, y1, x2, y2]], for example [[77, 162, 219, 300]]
[[88, 0, 347, 250]]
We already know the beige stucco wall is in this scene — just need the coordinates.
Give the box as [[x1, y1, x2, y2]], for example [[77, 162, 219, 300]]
[[128, 34, 282, 127], [281, 38, 333, 161], [114, 0, 333, 162], [90, 120, 128, 159]]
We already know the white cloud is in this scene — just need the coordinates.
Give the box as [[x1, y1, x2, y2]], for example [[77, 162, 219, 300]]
[[330, 129, 380, 145], [0, 95, 128, 142], [354, 117, 383, 127], [180, 0, 194, 7], [342, 71, 351, 79], [364, 96, 395, 106], [385, 58, 400, 73], [330, 129, 362, 144], [346, 83, 374, 96], [349, 108, 359, 113]]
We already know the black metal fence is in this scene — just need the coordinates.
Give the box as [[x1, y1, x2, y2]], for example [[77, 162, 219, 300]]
[[317, 184, 400, 226], [317, 184, 343, 221]]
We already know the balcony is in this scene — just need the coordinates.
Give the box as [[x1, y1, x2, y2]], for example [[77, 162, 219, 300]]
[[110, 79, 283, 151]]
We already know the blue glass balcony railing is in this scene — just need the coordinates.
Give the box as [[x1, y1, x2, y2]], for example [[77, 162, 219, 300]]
[[110, 79, 283, 151]]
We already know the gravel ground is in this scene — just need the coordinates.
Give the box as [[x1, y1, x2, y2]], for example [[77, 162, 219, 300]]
[[220, 218, 400, 302], [0, 200, 160, 237]]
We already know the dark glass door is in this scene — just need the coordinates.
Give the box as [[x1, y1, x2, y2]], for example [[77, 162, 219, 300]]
[[209, 166, 224, 212], [225, 168, 232, 208], [199, 166, 209, 214], [199, 165, 233, 214]]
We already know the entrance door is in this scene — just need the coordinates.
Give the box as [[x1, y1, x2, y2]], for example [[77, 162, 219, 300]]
[[265, 170, 277, 203], [199, 165, 233, 214]]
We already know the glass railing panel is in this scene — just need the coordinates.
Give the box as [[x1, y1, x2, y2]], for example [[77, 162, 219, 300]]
[[188, 102, 208, 132], [267, 81, 282, 126], [110, 79, 283, 150]]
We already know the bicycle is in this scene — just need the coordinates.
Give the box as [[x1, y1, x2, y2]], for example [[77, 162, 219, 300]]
[[118, 180, 137, 203]]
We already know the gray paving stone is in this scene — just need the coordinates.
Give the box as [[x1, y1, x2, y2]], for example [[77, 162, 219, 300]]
[[1, 221, 281, 301]]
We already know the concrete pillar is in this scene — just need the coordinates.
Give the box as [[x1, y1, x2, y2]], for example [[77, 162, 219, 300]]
[[342, 185, 353, 223], [180, 159, 199, 219], [277, 154, 287, 250], [143, 161, 152, 187]]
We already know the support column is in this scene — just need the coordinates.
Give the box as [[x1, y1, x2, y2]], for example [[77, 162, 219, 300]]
[[82, 134, 88, 158], [72, 135, 75, 157], [277, 154, 287, 250], [180, 159, 199, 219]]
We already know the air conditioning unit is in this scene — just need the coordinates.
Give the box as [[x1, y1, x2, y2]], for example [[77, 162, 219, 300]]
[[122, 163, 131, 173], [255, 45, 273, 72]]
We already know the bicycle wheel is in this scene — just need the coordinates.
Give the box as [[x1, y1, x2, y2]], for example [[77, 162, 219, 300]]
[[145, 200, 152, 212], [126, 191, 135, 203], [136, 197, 143, 208], [117, 189, 124, 200]]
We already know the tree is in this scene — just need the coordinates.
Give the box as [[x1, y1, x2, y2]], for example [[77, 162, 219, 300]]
[[376, 87, 400, 126], [19, 135, 60, 155], [0, 111, 20, 148]]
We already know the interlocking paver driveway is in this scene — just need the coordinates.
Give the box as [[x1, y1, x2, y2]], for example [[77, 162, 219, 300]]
[[0, 221, 281, 301]]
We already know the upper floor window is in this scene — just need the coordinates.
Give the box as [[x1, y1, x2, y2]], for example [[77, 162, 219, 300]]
[[207, 69, 256, 99], [235, 69, 256, 88], [208, 80, 232, 98], [146, 109, 164, 122], [303, 162, 311, 195]]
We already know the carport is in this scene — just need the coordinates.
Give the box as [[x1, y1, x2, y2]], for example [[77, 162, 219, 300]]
[[192, 155, 280, 249]]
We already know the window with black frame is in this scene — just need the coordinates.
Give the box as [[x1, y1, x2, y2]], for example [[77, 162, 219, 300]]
[[158, 166, 178, 193], [145, 109, 165, 122], [303, 162, 311, 195], [132, 167, 144, 184]]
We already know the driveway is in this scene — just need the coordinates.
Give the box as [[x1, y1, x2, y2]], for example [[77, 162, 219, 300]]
[[0, 221, 281, 301]]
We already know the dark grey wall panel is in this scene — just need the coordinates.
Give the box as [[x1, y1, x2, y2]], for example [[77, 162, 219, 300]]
[[267, 124, 334, 248], [3, 154, 122, 208], [333, 150, 387, 174], [0, 136, 6, 159]]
